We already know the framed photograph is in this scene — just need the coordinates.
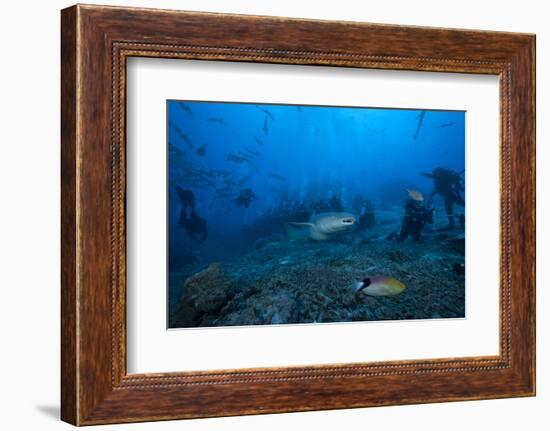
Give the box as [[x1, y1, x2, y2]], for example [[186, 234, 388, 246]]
[[61, 4, 536, 425], [165, 101, 467, 329]]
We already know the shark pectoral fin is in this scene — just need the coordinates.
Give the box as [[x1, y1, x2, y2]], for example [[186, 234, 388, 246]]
[[287, 222, 314, 228]]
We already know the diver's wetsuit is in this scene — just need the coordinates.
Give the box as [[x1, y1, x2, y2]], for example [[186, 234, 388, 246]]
[[176, 186, 208, 243], [185, 211, 207, 243], [232, 188, 257, 208], [422, 168, 464, 229], [176, 186, 195, 210], [388, 199, 433, 242]]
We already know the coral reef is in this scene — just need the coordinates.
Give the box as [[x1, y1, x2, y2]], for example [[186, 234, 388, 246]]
[[170, 214, 465, 328], [171, 263, 236, 327]]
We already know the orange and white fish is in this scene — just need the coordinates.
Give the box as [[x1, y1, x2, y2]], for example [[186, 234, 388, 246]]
[[355, 276, 406, 296], [407, 189, 424, 201]]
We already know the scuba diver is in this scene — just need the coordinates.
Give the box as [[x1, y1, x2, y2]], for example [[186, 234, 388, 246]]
[[232, 187, 257, 208], [387, 190, 434, 242], [358, 200, 375, 229], [421, 167, 464, 230], [176, 185, 207, 243]]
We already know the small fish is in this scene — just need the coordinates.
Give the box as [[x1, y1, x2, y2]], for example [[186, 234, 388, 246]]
[[226, 153, 260, 173], [170, 123, 195, 149], [355, 276, 406, 296], [177, 102, 194, 116], [263, 117, 269, 134], [207, 117, 228, 126], [407, 189, 424, 201], [195, 144, 207, 157], [168, 142, 187, 158], [178, 166, 216, 188], [210, 169, 230, 178], [254, 135, 264, 146], [237, 175, 249, 186], [245, 148, 262, 157], [279, 256, 292, 265], [256, 106, 275, 120], [413, 110, 426, 140], [268, 172, 286, 181], [434, 122, 456, 130]]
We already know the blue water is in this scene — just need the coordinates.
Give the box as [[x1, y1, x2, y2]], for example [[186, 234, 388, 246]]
[[167, 100, 465, 327]]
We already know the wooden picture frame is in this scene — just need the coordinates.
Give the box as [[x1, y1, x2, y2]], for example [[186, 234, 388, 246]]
[[61, 4, 535, 425]]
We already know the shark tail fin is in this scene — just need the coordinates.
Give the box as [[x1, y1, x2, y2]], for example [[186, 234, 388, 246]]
[[287, 222, 314, 228]]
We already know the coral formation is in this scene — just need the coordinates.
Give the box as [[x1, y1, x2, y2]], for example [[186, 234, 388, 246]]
[[172, 263, 236, 327], [169, 218, 465, 328]]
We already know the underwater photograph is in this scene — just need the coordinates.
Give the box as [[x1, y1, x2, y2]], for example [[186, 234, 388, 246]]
[[167, 100, 466, 329]]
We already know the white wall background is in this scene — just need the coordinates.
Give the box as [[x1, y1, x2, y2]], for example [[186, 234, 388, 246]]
[[0, 0, 546, 429]]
